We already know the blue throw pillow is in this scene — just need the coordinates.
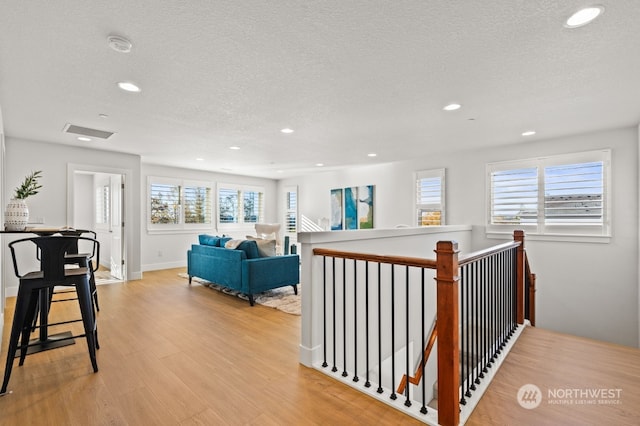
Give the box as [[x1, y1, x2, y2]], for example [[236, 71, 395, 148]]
[[199, 234, 220, 246], [236, 240, 260, 259], [218, 237, 232, 247]]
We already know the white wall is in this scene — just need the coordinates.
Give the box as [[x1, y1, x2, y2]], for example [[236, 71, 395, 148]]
[[73, 173, 94, 230], [0, 104, 4, 349], [280, 126, 640, 348], [2, 137, 142, 295], [141, 163, 278, 271]]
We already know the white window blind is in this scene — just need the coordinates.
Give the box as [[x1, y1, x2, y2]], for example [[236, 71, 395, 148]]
[[95, 185, 110, 225], [243, 190, 263, 223], [544, 162, 603, 224], [490, 167, 538, 225], [415, 169, 445, 226], [147, 177, 214, 232], [285, 190, 297, 233], [217, 185, 265, 227], [183, 185, 212, 224], [219, 188, 239, 224], [150, 182, 181, 224], [487, 150, 610, 238]]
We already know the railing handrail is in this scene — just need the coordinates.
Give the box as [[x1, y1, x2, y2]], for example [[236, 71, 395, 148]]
[[397, 319, 438, 394], [459, 240, 520, 266], [312, 248, 437, 269], [311, 230, 535, 426]]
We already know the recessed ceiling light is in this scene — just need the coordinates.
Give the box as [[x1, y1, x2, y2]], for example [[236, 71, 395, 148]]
[[522, 130, 536, 136], [276, 170, 284, 173], [77, 136, 92, 142], [107, 34, 133, 53], [196, 158, 204, 161], [443, 103, 461, 111], [316, 163, 324, 167], [229, 146, 241, 150], [368, 153, 377, 157], [281, 128, 294, 134], [117, 81, 141, 93], [98, 113, 109, 119], [565, 6, 604, 28]]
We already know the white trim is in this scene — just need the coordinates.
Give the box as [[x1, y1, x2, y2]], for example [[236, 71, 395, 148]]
[[67, 163, 133, 282], [414, 168, 446, 226], [486, 149, 611, 239], [147, 176, 214, 231], [217, 182, 266, 229]]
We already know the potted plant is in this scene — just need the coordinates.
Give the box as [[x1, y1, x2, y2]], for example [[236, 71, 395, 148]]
[[4, 170, 42, 231]]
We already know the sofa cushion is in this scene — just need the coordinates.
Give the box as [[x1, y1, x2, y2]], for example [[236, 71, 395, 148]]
[[246, 235, 277, 257], [224, 239, 260, 259], [199, 234, 221, 246]]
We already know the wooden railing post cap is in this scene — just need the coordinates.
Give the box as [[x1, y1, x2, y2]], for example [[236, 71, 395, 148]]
[[435, 240, 459, 253], [514, 230, 525, 240]]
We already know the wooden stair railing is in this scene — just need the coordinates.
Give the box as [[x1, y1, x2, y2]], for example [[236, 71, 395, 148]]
[[397, 319, 438, 394], [525, 252, 536, 326]]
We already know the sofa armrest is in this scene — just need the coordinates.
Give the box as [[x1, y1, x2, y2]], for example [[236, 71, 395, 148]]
[[242, 254, 300, 293]]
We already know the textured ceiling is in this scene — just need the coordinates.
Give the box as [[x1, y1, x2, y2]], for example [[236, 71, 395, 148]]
[[1, 1, 639, 178]]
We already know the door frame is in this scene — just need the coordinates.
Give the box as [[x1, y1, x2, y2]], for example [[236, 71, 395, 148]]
[[67, 163, 131, 281]]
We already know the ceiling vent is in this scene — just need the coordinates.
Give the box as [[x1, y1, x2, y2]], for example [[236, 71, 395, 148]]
[[63, 123, 115, 140]]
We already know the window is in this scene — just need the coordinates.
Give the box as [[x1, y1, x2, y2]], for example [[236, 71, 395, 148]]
[[148, 177, 213, 231], [150, 182, 181, 224], [184, 185, 212, 224], [487, 150, 610, 238], [284, 187, 297, 234], [218, 184, 264, 227], [415, 168, 445, 226], [96, 184, 110, 226]]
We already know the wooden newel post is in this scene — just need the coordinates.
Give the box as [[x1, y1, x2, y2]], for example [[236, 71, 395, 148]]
[[436, 240, 460, 426], [514, 230, 525, 325], [529, 273, 536, 326]]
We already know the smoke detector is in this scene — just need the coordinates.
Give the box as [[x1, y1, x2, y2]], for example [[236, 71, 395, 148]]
[[107, 34, 132, 53]]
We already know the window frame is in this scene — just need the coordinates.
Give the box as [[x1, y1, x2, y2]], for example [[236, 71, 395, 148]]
[[486, 149, 611, 242], [415, 168, 446, 226], [147, 176, 214, 233], [216, 183, 265, 231]]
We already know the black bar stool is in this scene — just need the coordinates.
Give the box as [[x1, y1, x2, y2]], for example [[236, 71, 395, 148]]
[[1, 236, 99, 395], [59, 229, 100, 311]]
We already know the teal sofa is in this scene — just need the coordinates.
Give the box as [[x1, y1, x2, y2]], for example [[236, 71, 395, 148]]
[[187, 236, 299, 306]]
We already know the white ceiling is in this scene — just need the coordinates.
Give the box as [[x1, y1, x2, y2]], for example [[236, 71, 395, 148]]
[[1, 1, 639, 179]]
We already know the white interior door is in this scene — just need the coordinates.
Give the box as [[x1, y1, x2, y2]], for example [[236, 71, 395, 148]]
[[110, 175, 124, 280]]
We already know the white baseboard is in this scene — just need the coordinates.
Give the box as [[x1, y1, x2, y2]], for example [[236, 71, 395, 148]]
[[5, 285, 17, 298], [142, 261, 186, 272], [299, 343, 322, 367]]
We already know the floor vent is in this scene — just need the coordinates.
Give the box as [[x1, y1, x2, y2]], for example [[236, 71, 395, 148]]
[[63, 123, 115, 139]]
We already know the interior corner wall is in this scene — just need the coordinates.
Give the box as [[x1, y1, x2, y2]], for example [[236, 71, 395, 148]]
[[140, 163, 278, 272], [0, 104, 4, 350], [2, 137, 143, 294], [280, 126, 639, 348]]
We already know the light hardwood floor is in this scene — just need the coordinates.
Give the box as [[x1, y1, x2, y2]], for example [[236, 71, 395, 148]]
[[466, 326, 640, 425], [2, 268, 639, 425], [0, 268, 421, 425]]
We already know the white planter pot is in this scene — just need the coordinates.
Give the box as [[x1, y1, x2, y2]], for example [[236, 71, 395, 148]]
[[4, 198, 29, 231]]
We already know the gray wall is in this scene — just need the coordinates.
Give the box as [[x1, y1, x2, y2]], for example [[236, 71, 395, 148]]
[[280, 126, 640, 347]]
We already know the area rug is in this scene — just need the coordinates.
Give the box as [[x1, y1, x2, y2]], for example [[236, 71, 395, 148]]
[[178, 273, 301, 315]]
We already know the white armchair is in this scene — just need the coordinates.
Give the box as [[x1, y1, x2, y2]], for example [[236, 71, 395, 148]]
[[254, 223, 282, 254]]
